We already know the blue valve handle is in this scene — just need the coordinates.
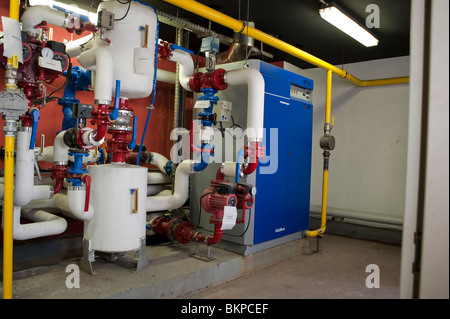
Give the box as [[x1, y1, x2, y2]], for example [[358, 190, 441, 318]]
[[128, 116, 138, 151], [29, 108, 40, 150], [109, 80, 121, 121]]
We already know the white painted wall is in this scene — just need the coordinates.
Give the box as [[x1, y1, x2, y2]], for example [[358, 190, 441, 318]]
[[302, 56, 410, 220]]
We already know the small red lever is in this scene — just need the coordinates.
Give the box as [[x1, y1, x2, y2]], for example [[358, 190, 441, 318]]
[[81, 174, 91, 212]]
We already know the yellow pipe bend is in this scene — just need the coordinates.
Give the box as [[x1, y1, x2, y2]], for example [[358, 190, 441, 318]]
[[163, 0, 409, 87]]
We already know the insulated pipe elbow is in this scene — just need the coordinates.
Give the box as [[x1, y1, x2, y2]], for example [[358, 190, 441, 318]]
[[77, 45, 114, 105], [169, 49, 194, 92], [21, 5, 68, 34], [149, 152, 171, 175], [146, 160, 194, 212], [66, 34, 94, 58], [64, 188, 94, 221], [11, 206, 67, 241], [225, 68, 265, 142], [53, 131, 69, 164]]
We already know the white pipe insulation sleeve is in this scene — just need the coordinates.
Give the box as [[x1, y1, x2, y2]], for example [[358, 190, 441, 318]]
[[14, 130, 34, 206], [147, 172, 173, 185], [150, 152, 171, 175], [169, 49, 195, 92], [36, 146, 55, 163], [10, 206, 68, 241], [146, 160, 194, 212], [225, 67, 265, 142], [13, 129, 49, 206], [77, 45, 114, 105], [65, 33, 94, 58], [21, 5, 68, 34], [53, 131, 69, 164], [157, 69, 177, 84]]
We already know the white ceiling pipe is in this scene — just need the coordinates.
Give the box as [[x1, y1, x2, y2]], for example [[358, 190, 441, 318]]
[[146, 160, 194, 212], [225, 67, 265, 142], [168, 49, 195, 91], [9, 206, 67, 241], [77, 45, 114, 105], [20, 5, 67, 35]]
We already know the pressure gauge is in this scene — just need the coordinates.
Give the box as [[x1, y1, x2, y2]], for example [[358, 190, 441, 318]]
[[41, 47, 54, 59]]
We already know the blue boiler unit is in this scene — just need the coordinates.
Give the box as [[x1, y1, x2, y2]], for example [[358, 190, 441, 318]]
[[190, 60, 314, 255]]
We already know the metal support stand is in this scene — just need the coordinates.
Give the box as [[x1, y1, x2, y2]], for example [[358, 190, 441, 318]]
[[189, 242, 216, 262], [134, 237, 150, 272], [80, 237, 149, 275], [79, 238, 97, 275]]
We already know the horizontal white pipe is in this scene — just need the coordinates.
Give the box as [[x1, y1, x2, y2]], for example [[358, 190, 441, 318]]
[[147, 171, 172, 185], [225, 67, 265, 142], [147, 184, 170, 196], [65, 33, 94, 58], [9, 206, 67, 241], [21, 5, 67, 34], [23, 189, 94, 221], [77, 45, 113, 104], [309, 205, 403, 227], [157, 69, 176, 84], [169, 49, 194, 91], [146, 160, 194, 212]]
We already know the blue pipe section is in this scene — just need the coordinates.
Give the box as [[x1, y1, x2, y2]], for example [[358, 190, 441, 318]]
[[109, 80, 120, 121], [58, 66, 92, 130], [66, 152, 89, 186], [29, 108, 40, 150], [193, 143, 213, 172]]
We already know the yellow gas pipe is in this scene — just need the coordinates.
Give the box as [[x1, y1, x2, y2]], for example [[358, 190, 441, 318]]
[[306, 70, 333, 238], [162, 0, 409, 87], [2, 0, 21, 300]]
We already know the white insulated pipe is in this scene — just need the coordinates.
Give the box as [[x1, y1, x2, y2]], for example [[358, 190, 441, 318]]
[[225, 67, 265, 142], [65, 34, 94, 58], [77, 45, 114, 105], [146, 160, 194, 212], [9, 206, 67, 241], [20, 5, 67, 35], [53, 130, 69, 164], [149, 152, 171, 175], [22, 188, 94, 222], [168, 49, 195, 92], [13, 129, 53, 206]]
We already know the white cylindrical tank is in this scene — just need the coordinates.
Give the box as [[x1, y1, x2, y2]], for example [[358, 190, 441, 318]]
[[85, 0, 158, 100], [84, 164, 147, 253]]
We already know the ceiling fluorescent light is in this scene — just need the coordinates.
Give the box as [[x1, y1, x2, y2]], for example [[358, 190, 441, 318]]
[[319, 5, 379, 47]]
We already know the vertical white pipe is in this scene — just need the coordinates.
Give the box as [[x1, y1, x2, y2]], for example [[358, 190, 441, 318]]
[[169, 49, 195, 92], [225, 67, 265, 142]]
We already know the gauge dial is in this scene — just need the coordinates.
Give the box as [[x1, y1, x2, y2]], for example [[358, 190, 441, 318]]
[[41, 47, 54, 59]]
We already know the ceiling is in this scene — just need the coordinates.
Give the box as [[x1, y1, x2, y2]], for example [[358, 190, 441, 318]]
[[74, 0, 412, 69]]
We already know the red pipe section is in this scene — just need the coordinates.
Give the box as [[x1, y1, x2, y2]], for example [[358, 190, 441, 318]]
[[81, 174, 91, 212]]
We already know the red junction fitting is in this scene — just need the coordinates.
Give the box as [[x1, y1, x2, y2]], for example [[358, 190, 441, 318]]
[[242, 142, 265, 176], [107, 98, 134, 163], [89, 103, 110, 143], [188, 69, 228, 93]]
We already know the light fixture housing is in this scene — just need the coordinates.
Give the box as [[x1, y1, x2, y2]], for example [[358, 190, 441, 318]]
[[319, 3, 379, 47]]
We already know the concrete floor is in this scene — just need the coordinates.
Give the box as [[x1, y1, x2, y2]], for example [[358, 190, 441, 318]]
[[3, 234, 401, 299], [182, 234, 401, 299]]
